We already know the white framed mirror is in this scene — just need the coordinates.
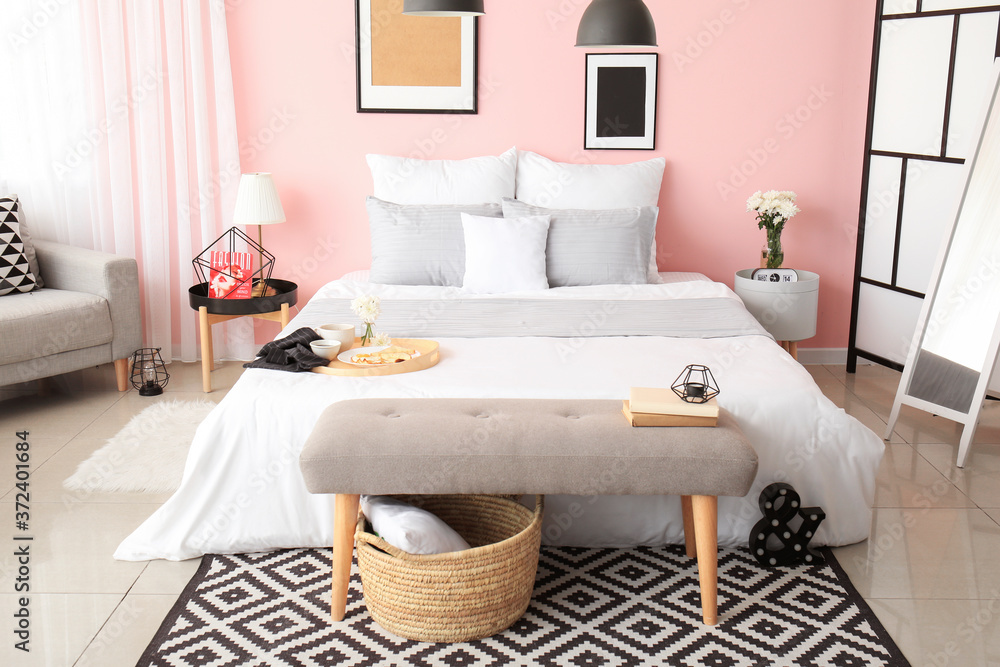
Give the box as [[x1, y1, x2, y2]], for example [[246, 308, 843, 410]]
[[885, 57, 1000, 468]]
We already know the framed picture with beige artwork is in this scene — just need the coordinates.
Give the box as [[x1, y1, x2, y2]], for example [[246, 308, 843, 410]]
[[355, 0, 478, 114]]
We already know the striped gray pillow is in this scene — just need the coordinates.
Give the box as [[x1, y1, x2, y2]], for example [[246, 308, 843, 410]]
[[501, 198, 657, 287], [367, 197, 502, 286]]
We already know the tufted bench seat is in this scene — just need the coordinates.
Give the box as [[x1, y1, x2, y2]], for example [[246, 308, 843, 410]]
[[300, 398, 758, 627]]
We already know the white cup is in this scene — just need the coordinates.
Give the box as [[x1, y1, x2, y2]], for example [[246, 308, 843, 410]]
[[316, 324, 355, 351], [309, 339, 342, 361]]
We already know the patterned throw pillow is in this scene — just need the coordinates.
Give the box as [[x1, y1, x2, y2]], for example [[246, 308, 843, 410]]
[[0, 210, 37, 296], [0, 196, 42, 288]]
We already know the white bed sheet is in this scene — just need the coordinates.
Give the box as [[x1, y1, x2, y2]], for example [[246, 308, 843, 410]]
[[116, 278, 883, 561]]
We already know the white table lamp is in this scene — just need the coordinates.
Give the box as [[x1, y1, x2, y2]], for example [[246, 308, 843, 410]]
[[233, 173, 285, 295]]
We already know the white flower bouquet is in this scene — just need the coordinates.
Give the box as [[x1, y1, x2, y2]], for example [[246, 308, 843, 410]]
[[351, 294, 382, 346], [747, 190, 800, 269]]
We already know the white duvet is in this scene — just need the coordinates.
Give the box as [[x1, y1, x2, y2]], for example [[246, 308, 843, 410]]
[[115, 276, 884, 561]]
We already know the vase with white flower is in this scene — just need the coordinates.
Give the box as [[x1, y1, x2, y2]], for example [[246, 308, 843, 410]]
[[351, 294, 382, 346], [747, 190, 800, 269]]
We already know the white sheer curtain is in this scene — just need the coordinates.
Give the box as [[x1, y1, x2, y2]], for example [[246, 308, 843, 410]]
[[0, 0, 254, 362]]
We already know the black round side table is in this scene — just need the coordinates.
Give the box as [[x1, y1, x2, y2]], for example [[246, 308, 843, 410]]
[[188, 279, 297, 392]]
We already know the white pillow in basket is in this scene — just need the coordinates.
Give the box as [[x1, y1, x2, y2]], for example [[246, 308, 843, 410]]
[[360, 495, 471, 555]]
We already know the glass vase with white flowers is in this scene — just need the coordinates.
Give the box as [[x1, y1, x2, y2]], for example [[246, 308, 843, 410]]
[[746, 190, 801, 269], [351, 294, 384, 347]]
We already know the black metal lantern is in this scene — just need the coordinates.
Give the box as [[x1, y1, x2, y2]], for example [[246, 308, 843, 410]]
[[130, 348, 170, 396], [671, 364, 720, 404]]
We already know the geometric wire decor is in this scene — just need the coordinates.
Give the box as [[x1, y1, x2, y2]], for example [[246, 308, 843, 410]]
[[192, 227, 274, 299], [671, 364, 720, 404]]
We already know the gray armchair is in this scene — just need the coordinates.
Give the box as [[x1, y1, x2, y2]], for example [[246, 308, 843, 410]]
[[0, 240, 141, 390]]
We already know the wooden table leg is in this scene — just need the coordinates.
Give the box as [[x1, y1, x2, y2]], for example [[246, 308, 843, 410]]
[[332, 493, 360, 622], [199, 306, 212, 393], [207, 319, 215, 371], [280, 302, 290, 329], [692, 494, 718, 625], [681, 495, 697, 559]]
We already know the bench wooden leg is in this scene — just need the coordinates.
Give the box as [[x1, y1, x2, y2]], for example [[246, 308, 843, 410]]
[[332, 493, 360, 622], [680, 495, 696, 559], [691, 494, 718, 625]]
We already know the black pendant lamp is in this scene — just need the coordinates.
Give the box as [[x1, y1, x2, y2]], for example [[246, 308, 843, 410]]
[[402, 0, 484, 16], [576, 0, 657, 48]]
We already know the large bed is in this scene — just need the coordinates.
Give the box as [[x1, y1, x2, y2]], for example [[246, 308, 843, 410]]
[[117, 149, 884, 561], [115, 271, 884, 561]]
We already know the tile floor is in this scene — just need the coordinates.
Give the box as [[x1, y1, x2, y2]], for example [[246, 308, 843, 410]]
[[0, 359, 998, 666]]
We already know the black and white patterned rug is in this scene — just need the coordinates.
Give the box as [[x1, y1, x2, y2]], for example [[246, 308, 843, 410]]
[[137, 546, 910, 666]]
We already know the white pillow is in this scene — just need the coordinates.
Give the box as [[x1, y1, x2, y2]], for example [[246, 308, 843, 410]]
[[461, 212, 550, 294], [514, 150, 665, 282], [360, 496, 471, 555], [367, 147, 517, 205]]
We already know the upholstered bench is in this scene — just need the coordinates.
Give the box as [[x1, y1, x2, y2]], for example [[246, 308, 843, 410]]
[[299, 398, 758, 627]]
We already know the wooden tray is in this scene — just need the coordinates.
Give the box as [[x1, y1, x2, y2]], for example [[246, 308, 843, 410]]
[[311, 338, 439, 377]]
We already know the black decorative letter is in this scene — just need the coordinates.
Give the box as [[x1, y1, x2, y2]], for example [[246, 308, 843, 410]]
[[749, 483, 825, 567]]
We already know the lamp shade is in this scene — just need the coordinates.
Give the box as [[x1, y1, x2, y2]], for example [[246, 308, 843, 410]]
[[233, 173, 285, 226], [576, 0, 657, 48], [402, 0, 484, 16]]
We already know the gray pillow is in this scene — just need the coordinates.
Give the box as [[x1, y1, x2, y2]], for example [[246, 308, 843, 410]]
[[367, 197, 502, 286], [501, 198, 657, 287]]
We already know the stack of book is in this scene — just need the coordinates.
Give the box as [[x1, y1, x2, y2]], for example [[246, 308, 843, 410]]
[[622, 387, 719, 427]]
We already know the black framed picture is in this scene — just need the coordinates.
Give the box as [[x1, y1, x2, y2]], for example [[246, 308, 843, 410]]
[[585, 53, 657, 150], [356, 0, 478, 114]]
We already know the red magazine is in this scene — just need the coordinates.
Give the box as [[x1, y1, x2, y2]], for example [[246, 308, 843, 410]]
[[208, 251, 253, 299]]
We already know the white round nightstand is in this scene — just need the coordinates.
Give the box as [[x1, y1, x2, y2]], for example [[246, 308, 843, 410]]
[[733, 269, 819, 360]]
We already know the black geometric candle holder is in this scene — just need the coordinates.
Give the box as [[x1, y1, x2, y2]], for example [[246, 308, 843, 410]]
[[192, 226, 274, 299], [130, 348, 170, 396], [671, 364, 720, 404]]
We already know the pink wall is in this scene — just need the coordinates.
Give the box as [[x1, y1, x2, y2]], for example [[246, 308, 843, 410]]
[[225, 1, 876, 350]]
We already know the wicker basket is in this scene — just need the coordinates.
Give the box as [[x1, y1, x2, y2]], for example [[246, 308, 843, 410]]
[[355, 494, 544, 643]]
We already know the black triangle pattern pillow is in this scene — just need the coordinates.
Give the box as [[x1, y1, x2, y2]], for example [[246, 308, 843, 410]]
[[0, 196, 42, 288], [0, 205, 37, 296]]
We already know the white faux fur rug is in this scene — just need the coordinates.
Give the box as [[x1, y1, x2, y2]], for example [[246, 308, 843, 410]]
[[63, 399, 216, 494]]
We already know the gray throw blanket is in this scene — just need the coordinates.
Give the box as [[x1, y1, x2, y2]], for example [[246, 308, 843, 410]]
[[244, 327, 328, 372]]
